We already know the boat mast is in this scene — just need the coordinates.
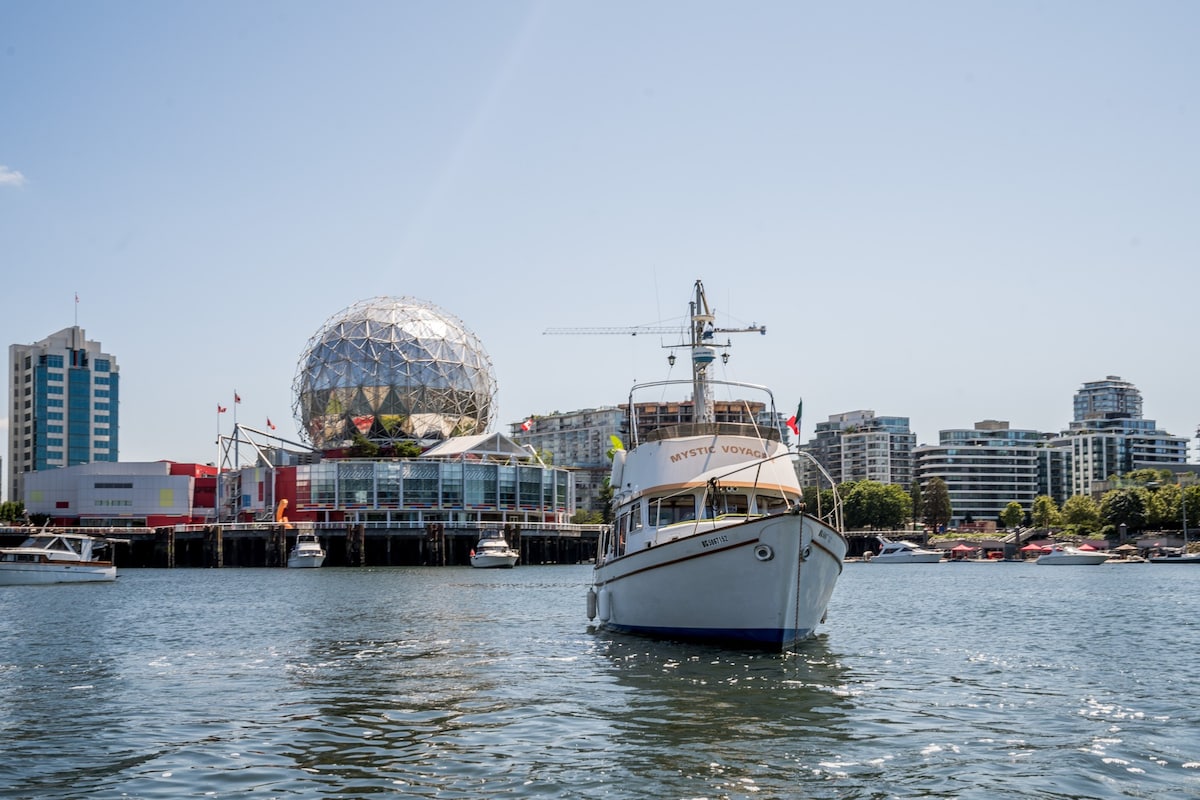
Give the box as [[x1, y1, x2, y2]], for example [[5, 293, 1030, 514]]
[[690, 280, 716, 424], [686, 279, 767, 425]]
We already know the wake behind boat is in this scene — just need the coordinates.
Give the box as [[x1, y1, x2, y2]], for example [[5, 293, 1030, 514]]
[[586, 280, 847, 650], [0, 530, 119, 585]]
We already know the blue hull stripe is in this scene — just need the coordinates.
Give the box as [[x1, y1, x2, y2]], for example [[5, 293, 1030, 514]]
[[602, 622, 815, 650]]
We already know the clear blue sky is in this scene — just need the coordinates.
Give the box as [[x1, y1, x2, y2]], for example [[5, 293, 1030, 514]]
[[3, 1, 1197, 470]]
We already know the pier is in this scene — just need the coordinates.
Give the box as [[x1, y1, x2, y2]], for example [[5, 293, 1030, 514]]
[[0, 522, 602, 569]]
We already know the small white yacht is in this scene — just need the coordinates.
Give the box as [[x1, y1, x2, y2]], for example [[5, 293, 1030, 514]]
[[1036, 544, 1108, 565], [287, 532, 326, 569], [871, 537, 943, 564], [0, 530, 119, 585], [470, 531, 519, 569]]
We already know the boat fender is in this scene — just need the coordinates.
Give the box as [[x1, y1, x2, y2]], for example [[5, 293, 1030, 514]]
[[586, 587, 597, 621], [753, 544, 774, 561], [597, 587, 611, 622]]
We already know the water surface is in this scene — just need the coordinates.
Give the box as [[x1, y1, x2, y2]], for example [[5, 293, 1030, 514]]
[[1, 562, 1196, 798]]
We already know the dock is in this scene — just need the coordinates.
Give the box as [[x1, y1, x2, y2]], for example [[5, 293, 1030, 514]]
[[0, 522, 601, 568]]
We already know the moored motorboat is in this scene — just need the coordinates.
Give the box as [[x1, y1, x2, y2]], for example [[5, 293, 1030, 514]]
[[1036, 543, 1108, 565], [871, 536, 943, 563], [587, 280, 847, 650], [1148, 548, 1200, 564], [0, 530, 119, 585], [287, 532, 326, 569], [470, 530, 519, 568]]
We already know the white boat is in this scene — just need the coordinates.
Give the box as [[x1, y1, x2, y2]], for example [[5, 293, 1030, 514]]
[[871, 536, 943, 563], [1148, 548, 1200, 564], [470, 531, 519, 568], [0, 530, 119, 585], [1036, 544, 1109, 565], [587, 280, 847, 650], [287, 532, 326, 569]]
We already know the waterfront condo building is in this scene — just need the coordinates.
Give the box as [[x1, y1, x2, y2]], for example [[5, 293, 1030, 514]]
[[796, 410, 916, 489], [915, 420, 1045, 528], [7, 326, 119, 503], [1050, 376, 1187, 498]]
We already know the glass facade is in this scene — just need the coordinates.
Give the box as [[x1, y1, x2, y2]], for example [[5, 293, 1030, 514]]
[[292, 459, 573, 523]]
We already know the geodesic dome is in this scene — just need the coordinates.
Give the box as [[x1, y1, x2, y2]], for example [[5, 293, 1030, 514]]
[[292, 296, 498, 450]]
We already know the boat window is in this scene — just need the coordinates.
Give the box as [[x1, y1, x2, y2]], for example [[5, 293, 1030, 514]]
[[754, 494, 788, 515], [654, 496, 697, 526], [716, 493, 748, 516], [615, 512, 629, 556]]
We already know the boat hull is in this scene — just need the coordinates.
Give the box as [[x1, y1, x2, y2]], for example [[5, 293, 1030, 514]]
[[1037, 554, 1108, 565], [0, 563, 116, 585], [287, 554, 325, 569], [591, 513, 845, 650], [470, 554, 518, 569], [872, 553, 943, 564], [1148, 553, 1200, 564]]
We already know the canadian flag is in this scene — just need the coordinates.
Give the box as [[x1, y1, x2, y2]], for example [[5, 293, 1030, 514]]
[[267, 417, 276, 430], [521, 417, 534, 432], [217, 405, 227, 414]]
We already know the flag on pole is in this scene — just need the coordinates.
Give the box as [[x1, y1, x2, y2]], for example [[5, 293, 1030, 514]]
[[521, 417, 534, 431], [267, 417, 276, 430], [234, 392, 242, 404], [787, 399, 802, 436], [217, 405, 227, 414]]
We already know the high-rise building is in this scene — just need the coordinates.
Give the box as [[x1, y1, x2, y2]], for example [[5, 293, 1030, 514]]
[[915, 420, 1046, 528], [797, 410, 916, 489], [8, 326, 120, 502], [1052, 376, 1186, 498]]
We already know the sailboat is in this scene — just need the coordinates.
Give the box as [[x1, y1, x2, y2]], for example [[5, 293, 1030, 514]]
[[586, 280, 847, 650]]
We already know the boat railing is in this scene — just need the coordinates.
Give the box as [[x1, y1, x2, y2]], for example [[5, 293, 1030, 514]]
[[627, 378, 776, 446], [643, 421, 781, 444], [794, 450, 845, 532]]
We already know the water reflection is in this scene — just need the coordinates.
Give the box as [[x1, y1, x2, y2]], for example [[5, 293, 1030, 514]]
[[590, 630, 857, 797]]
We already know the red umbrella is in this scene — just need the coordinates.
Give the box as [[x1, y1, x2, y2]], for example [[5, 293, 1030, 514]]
[[951, 544, 976, 552], [1021, 543, 1047, 552], [1078, 543, 1097, 551]]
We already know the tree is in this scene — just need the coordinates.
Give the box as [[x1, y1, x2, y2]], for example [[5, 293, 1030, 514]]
[[1145, 483, 1177, 530], [394, 440, 423, 458], [1100, 488, 1148, 533], [1061, 494, 1101, 534], [921, 477, 952, 533], [843, 481, 912, 529], [1184, 484, 1200, 533], [347, 431, 380, 458], [1000, 501, 1024, 530], [0, 500, 25, 523], [1031, 495, 1060, 529]]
